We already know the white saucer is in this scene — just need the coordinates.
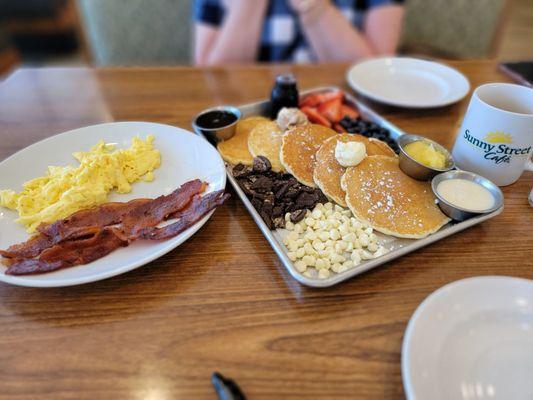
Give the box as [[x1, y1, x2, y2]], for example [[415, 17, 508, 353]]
[[402, 276, 533, 400], [346, 57, 470, 108]]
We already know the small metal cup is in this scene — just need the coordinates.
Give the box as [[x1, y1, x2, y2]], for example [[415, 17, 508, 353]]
[[192, 106, 241, 143], [398, 134, 454, 180], [432, 170, 504, 221]]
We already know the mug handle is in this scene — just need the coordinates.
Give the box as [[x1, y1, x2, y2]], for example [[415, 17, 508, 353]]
[[526, 157, 533, 172]]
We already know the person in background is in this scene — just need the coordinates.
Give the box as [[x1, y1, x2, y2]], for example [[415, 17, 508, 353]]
[[194, 0, 404, 65]]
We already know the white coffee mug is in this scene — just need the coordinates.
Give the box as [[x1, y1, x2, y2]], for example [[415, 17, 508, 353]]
[[452, 83, 533, 186]]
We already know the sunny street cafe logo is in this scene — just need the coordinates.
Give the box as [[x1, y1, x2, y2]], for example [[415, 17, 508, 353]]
[[463, 129, 531, 164]]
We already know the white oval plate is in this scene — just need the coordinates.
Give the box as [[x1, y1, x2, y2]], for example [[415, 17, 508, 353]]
[[0, 122, 226, 287], [402, 276, 533, 400], [346, 57, 470, 108]]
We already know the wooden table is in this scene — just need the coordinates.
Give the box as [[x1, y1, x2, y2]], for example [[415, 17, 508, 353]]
[[0, 61, 531, 399]]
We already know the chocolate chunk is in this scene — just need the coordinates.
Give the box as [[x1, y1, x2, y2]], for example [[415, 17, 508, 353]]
[[316, 190, 329, 204], [250, 176, 273, 192], [251, 197, 262, 210], [253, 156, 271, 172], [295, 192, 318, 208], [290, 209, 307, 223], [232, 164, 252, 178], [272, 205, 284, 218], [239, 181, 254, 196], [275, 182, 290, 199], [273, 217, 285, 229], [234, 156, 330, 230], [259, 209, 273, 229], [262, 201, 273, 215], [285, 185, 300, 199]]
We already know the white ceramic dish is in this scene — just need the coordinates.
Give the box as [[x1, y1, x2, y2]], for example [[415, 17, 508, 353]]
[[0, 121, 226, 287], [402, 276, 533, 400], [347, 57, 470, 108]]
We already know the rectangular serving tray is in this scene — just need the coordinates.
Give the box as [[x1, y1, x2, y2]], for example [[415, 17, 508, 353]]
[[193, 86, 503, 288]]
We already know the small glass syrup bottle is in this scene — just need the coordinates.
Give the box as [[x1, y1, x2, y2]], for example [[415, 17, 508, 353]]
[[270, 74, 299, 119]]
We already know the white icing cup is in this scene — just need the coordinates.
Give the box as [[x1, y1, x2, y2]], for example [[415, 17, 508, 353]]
[[452, 83, 533, 186]]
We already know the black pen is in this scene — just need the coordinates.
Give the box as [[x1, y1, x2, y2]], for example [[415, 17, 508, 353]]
[[211, 372, 246, 400]]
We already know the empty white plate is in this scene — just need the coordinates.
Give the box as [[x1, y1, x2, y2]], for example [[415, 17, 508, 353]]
[[346, 57, 470, 108], [0, 122, 226, 287], [402, 276, 533, 400]]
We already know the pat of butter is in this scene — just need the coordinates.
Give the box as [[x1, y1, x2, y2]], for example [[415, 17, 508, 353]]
[[404, 140, 446, 169], [335, 141, 366, 167]]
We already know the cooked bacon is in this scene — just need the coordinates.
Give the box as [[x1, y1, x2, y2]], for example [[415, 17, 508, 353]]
[[1, 226, 102, 260], [39, 227, 128, 264], [3, 180, 205, 260], [120, 179, 206, 237], [4, 259, 64, 275], [1, 180, 229, 276], [37, 198, 151, 239], [0, 234, 55, 259], [139, 190, 229, 241], [6, 228, 128, 275]]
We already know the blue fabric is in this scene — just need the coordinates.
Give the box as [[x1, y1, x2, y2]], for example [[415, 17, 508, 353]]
[[194, 0, 403, 62]]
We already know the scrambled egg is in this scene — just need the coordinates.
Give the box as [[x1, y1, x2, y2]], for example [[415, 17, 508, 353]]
[[0, 135, 160, 233]]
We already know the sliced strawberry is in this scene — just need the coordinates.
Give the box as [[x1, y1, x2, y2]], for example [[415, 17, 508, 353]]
[[333, 123, 347, 133], [341, 104, 359, 119], [316, 91, 344, 104], [299, 91, 343, 107], [301, 106, 331, 127], [299, 94, 322, 108], [318, 98, 343, 123]]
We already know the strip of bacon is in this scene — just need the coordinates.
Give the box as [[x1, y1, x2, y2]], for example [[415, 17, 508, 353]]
[[4, 259, 64, 275], [139, 190, 229, 241], [37, 198, 151, 238], [0, 234, 55, 260], [0, 226, 101, 260], [6, 228, 128, 275], [2, 180, 205, 260], [2, 183, 229, 276], [119, 180, 207, 237]]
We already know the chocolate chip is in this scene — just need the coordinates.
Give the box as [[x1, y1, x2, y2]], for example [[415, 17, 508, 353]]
[[273, 217, 285, 229], [232, 164, 252, 178], [285, 186, 300, 199], [251, 197, 262, 210], [259, 209, 273, 229], [290, 209, 307, 223], [253, 156, 271, 172], [250, 176, 273, 192], [233, 156, 329, 230], [295, 192, 318, 208], [272, 205, 284, 218], [275, 182, 289, 199]]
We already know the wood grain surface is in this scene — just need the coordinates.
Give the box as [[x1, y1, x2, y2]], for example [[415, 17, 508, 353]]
[[0, 61, 531, 400]]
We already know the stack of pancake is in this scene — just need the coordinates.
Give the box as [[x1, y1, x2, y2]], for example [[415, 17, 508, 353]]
[[218, 116, 449, 239]]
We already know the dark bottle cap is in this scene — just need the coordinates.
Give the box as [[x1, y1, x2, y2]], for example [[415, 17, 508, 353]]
[[275, 74, 297, 87]]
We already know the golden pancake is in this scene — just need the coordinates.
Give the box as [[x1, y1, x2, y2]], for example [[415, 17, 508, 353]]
[[342, 155, 449, 239], [280, 124, 337, 187], [367, 138, 397, 158], [314, 134, 395, 207], [217, 116, 268, 165], [248, 120, 285, 172]]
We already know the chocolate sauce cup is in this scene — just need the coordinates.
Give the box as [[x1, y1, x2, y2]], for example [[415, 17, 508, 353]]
[[192, 106, 241, 143]]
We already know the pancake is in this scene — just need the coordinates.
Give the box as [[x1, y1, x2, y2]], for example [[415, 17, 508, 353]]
[[367, 138, 397, 158], [217, 116, 268, 165], [314, 134, 395, 207], [248, 120, 285, 172], [342, 155, 449, 239], [280, 124, 337, 187]]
